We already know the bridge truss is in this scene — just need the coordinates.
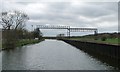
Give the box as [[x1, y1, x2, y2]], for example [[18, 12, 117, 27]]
[[36, 25, 98, 37]]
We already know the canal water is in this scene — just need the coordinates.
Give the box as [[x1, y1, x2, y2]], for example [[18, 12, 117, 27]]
[[1, 39, 115, 70]]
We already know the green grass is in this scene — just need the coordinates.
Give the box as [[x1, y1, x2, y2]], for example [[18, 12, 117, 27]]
[[16, 39, 42, 47], [0, 41, 2, 49], [2, 39, 44, 50], [69, 38, 120, 45], [96, 38, 119, 45]]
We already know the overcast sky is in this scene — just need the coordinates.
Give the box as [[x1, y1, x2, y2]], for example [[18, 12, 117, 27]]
[[0, 0, 119, 36]]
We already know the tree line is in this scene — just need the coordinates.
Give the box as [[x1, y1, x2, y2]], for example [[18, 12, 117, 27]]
[[0, 10, 43, 49]]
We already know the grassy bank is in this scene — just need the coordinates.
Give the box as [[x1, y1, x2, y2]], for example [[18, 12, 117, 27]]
[[2, 39, 44, 50], [69, 38, 119, 45], [0, 42, 2, 50], [16, 39, 43, 47]]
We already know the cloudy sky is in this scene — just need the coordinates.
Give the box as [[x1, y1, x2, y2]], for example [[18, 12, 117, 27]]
[[0, 0, 119, 36]]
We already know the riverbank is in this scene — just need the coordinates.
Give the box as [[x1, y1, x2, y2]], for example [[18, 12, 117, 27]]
[[69, 37, 119, 45], [61, 39, 120, 59], [0, 41, 2, 51], [60, 39, 120, 69], [2, 39, 44, 50], [0, 42, 1, 49], [16, 39, 43, 47], [68, 32, 119, 45]]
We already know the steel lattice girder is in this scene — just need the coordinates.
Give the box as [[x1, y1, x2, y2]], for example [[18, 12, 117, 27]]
[[36, 25, 98, 37]]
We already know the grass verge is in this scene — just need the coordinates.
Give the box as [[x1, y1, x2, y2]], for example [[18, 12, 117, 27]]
[[16, 39, 43, 47], [69, 38, 120, 45], [2, 39, 44, 50], [0, 42, 2, 50]]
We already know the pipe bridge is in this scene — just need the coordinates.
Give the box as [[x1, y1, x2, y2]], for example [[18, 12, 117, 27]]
[[36, 25, 98, 37]]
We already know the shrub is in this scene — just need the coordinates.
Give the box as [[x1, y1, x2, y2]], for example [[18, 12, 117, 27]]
[[101, 36, 107, 41]]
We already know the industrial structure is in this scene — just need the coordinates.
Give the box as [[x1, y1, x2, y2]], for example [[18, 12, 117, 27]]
[[36, 25, 98, 37]]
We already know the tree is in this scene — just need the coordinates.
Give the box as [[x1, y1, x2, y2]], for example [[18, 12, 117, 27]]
[[1, 10, 29, 30], [0, 10, 29, 49], [33, 28, 43, 39]]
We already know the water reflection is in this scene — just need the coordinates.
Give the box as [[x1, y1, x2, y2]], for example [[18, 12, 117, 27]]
[[2, 39, 115, 70]]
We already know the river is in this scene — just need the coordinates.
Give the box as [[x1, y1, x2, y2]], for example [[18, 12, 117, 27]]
[[1, 39, 115, 70]]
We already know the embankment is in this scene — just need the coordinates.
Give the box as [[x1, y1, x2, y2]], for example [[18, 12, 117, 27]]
[[2, 39, 44, 50], [61, 39, 120, 69]]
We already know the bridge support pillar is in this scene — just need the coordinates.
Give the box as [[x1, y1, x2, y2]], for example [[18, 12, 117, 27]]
[[69, 29, 70, 38], [67, 29, 70, 38], [94, 30, 98, 35]]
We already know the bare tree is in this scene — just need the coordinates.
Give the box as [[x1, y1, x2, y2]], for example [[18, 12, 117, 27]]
[[0, 11, 29, 49], [0, 10, 29, 30]]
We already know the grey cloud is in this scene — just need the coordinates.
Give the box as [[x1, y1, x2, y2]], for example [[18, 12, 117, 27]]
[[1, 1, 118, 36], [70, 2, 117, 18], [29, 2, 117, 23]]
